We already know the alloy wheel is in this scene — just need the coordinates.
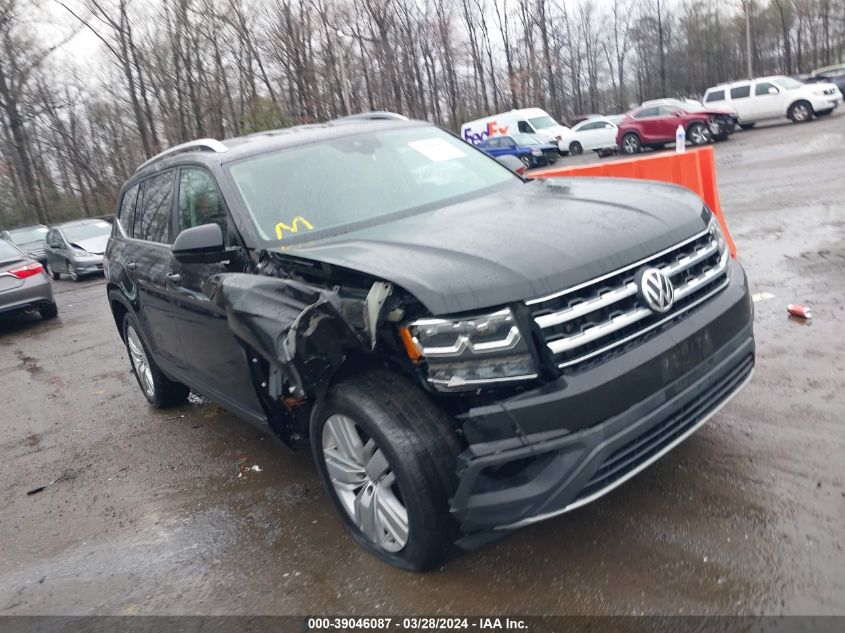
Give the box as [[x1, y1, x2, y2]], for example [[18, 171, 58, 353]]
[[792, 103, 810, 122], [690, 124, 711, 145], [623, 135, 640, 153], [126, 324, 155, 399], [322, 414, 409, 552], [68, 262, 78, 282]]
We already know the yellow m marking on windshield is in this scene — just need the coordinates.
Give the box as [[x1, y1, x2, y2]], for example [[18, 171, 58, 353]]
[[275, 216, 314, 240]]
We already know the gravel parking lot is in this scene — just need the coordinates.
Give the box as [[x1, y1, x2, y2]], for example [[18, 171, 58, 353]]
[[2, 113, 844, 616]]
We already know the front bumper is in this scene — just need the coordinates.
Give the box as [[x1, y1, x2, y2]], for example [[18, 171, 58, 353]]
[[70, 254, 105, 275], [809, 92, 842, 112], [450, 260, 754, 543]]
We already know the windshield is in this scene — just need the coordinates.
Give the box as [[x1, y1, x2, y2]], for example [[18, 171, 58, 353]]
[[528, 115, 557, 129], [774, 77, 803, 90], [227, 127, 514, 245], [511, 133, 543, 146], [7, 226, 47, 244], [63, 221, 111, 243]]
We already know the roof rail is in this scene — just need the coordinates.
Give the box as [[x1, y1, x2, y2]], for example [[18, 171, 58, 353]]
[[332, 111, 408, 123], [136, 138, 228, 172]]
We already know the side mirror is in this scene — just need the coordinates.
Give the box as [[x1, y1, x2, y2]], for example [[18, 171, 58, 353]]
[[673, 110, 684, 117], [768, 87, 778, 95], [172, 223, 227, 263]]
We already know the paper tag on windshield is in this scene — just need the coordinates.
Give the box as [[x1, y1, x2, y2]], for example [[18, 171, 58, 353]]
[[409, 138, 466, 162]]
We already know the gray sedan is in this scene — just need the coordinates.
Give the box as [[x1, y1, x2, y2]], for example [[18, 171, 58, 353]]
[[44, 219, 111, 282], [0, 224, 49, 264], [0, 239, 57, 320]]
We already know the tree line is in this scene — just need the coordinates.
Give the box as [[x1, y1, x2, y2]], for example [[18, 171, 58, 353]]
[[1, 0, 843, 226]]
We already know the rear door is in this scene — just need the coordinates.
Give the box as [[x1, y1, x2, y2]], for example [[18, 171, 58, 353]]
[[168, 166, 265, 421], [126, 170, 185, 366], [632, 106, 663, 142], [728, 83, 754, 120]]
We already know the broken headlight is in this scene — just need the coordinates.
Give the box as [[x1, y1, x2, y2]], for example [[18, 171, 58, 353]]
[[401, 308, 538, 391]]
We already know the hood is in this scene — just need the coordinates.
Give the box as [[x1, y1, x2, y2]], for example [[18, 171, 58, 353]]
[[72, 234, 109, 255], [285, 178, 708, 315]]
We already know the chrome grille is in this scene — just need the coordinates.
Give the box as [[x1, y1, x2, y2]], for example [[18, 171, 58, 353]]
[[527, 224, 729, 371]]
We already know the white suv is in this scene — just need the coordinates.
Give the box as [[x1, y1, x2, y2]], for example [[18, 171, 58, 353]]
[[703, 75, 842, 127]]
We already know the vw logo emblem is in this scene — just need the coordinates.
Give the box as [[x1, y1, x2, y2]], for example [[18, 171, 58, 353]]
[[637, 267, 675, 313]]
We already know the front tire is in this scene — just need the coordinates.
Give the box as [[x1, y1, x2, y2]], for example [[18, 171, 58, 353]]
[[788, 100, 812, 123], [568, 141, 583, 155], [46, 262, 60, 280], [311, 370, 461, 571], [621, 133, 641, 154], [122, 314, 189, 408], [688, 122, 712, 146], [67, 261, 79, 282]]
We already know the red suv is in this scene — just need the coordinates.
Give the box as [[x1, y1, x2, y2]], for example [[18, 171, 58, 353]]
[[616, 102, 735, 154]]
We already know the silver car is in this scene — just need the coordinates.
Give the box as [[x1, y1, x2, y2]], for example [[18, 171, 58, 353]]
[[0, 224, 49, 264], [0, 239, 57, 320], [44, 219, 111, 282]]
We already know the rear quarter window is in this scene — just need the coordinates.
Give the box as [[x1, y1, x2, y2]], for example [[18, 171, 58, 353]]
[[705, 90, 725, 102], [117, 184, 140, 237]]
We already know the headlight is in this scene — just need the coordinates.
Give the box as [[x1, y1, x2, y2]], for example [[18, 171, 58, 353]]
[[707, 214, 728, 259], [531, 148, 542, 156], [400, 308, 537, 391]]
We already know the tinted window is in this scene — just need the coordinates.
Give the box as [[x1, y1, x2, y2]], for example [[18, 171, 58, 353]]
[[517, 121, 532, 133], [134, 172, 174, 243], [117, 184, 140, 237], [633, 107, 659, 119], [658, 105, 679, 116], [580, 121, 601, 130], [705, 90, 725, 102], [755, 82, 776, 96], [730, 85, 751, 99], [46, 230, 63, 248], [178, 168, 227, 242]]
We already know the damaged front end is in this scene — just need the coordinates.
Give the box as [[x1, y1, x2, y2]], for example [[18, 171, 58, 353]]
[[204, 253, 419, 446]]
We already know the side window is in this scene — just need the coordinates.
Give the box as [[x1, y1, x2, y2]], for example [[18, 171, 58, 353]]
[[117, 184, 140, 237], [517, 121, 532, 133], [633, 107, 658, 119], [177, 168, 227, 243], [730, 85, 751, 99], [134, 171, 174, 243], [755, 82, 776, 96], [705, 90, 725, 103], [581, 122, 599, 130], [658, 105, 679, 116], [502, 137, 517, 147], [484, 138, 500, 148]]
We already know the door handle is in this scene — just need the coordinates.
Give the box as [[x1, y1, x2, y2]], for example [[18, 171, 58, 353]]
[[126, 262, 136, 270], [165, 272, 182, 284]]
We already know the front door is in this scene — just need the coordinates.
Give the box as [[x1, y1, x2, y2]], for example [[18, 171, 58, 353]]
[[167, 166, 266, 422]]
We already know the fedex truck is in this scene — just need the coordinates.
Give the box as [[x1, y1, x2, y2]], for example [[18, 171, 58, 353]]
[[460, 107, 574, 153]]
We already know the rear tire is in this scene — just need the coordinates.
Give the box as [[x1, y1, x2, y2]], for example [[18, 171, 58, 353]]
[[311, 369, 462, 571], [621, 133, 641, 154], [39, 302, 58, 320], [122, 313, 189, 408], [788, 100, 812, 123], [568, 141, 583, 155]]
